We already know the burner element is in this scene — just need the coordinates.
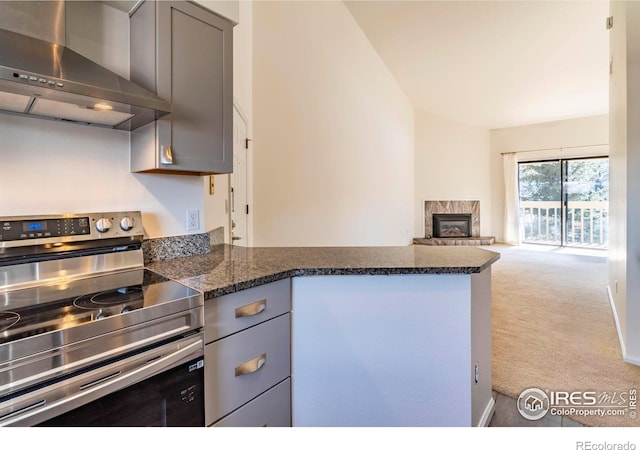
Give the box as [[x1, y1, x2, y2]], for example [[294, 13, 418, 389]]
[[74, 286, 144, 311], [0, 312, 20, 333]]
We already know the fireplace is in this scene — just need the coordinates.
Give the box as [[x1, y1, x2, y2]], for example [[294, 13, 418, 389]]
[[417, 201, 494, 245], [433, 214, 472, 238]]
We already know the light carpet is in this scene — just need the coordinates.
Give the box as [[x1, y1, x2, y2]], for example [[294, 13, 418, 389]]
[[490, 244, 640, 427]]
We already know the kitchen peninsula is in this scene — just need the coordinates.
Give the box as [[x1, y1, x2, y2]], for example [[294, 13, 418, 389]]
[[147, 244, 500, 427]]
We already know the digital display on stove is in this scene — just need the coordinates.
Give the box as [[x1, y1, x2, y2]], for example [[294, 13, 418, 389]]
[[24, 222, 46, 231], [0, 217, 92, 241]]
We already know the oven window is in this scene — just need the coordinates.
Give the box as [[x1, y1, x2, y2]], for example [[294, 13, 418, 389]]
[[37, 358, 204, 427]]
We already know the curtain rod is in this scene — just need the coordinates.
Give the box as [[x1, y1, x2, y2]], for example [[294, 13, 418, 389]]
[[500, 143, 608, 156]]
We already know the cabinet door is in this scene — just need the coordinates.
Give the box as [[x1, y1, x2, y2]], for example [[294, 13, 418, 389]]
[[204, 278, 291, 344], [156, 2, 232, 174], [212, 378, 291, 427], [204, 313, 291, 425]]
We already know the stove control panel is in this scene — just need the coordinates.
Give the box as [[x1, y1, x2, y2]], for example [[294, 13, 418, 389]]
[[1, 216, 91, 241], [0, 212, 143, 246]]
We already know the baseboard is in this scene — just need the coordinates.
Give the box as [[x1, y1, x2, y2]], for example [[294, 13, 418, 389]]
[[607, 286, 640, 366], [607, 285, 626, 355], [624, 354, 640, 365], [476, 396, 495, 427], [607, 285, 628, 358]]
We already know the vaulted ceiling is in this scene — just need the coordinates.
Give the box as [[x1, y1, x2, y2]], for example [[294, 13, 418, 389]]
[[103, 1, 610, 130], [345, 0, 609, 129]]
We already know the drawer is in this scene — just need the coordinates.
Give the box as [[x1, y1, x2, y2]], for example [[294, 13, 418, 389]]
[[204, 278, 291, 343], [212, 378, 291, 427], [205, 313, 291, 425]]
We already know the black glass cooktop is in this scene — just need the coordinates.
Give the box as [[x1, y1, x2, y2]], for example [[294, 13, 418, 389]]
[[0, 269, 200, 345]]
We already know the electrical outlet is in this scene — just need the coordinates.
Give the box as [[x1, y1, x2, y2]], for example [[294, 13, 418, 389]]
[[187, 209, 200, 231]]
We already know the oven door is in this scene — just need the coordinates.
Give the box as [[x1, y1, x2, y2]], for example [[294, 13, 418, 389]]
[[0, 333, 205, 427]]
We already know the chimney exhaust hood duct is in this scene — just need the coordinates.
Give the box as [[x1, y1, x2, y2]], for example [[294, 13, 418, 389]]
[[0, 1, 171, 130]]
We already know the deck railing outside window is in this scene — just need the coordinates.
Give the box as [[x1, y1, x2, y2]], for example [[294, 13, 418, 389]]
[[520, 200, 608, 248]]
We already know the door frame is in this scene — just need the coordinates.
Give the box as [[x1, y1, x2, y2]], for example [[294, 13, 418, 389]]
[[229, 100, 251, 246]]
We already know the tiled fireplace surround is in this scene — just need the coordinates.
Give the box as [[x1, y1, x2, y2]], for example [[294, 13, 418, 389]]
[[414, 200, 495, 246], [424, 200, 480, 238]]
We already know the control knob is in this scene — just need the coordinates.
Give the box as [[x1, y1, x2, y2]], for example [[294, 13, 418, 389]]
[[95, 218, 112, 233], [120, 217, 135, 231]]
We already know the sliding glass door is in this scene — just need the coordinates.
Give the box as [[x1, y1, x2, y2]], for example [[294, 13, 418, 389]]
[[519, 161, 562, 245], [564, 158, 609, 247], [518, 157, 608, 248]]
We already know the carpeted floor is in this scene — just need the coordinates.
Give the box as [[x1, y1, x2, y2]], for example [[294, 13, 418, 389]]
[[490, 244, 640, 427]]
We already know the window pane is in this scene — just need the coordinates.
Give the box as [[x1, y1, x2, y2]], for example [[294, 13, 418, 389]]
[[518, 161, 562, 245], [519, 161, 561, 201]]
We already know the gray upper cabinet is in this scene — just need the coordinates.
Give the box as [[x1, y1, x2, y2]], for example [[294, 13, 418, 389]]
[[130, 1, 233, 175]]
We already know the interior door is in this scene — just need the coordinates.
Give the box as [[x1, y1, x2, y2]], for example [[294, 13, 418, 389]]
[[230, 107, 248, 245]]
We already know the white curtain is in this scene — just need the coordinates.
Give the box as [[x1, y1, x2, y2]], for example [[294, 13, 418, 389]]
[[503, 152, 521, 245]]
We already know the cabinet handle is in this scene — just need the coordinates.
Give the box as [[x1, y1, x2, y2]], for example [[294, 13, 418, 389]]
[[235, 299, 267, 318], [235, 353, 267, 376], [160, 145, 174, 165]]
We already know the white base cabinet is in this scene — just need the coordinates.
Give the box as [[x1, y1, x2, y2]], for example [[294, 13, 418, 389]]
[[291, 271, 493, 427]]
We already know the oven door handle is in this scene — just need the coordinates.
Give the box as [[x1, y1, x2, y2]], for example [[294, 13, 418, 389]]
[[0, 335, 203, 427]]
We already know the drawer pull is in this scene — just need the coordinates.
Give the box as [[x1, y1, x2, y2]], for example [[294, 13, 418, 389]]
[[235, 353, 267, 376], [235, 299, 267, 318]]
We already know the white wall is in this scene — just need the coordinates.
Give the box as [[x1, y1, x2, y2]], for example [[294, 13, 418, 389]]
[[414, 109, 491, 238], [234, 1, 254, 246], [231, 0, 252, 122], [203, 0, 252, 242], [623, 1, 640, 365], [252, 1, 414, 247], [0, 114, 204, 238], [195, 0, 239, 24], [609, 1, 640, 365], [489, 114, 609, 242], [609, 0, 628, 360]]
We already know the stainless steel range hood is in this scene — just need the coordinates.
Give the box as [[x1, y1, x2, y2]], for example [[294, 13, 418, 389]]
[[0, 1, 171, 130]]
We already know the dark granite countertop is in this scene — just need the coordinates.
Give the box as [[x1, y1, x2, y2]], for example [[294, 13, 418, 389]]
[[146, 244, 500, 299]]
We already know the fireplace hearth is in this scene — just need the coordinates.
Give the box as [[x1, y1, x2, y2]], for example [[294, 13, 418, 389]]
[[433, 214, 472, 238]]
